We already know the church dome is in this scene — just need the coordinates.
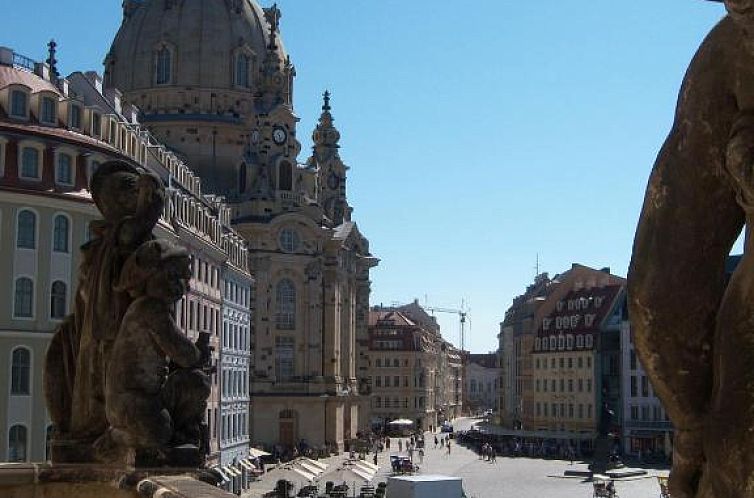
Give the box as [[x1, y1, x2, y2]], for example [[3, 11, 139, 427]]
[[105, 0, 286, 92]]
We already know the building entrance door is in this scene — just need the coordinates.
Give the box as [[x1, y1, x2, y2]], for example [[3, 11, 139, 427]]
[[279, 410, 297, 446]]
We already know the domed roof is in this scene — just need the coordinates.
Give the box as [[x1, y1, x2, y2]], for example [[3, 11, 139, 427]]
[[105, 0, 286, 92]]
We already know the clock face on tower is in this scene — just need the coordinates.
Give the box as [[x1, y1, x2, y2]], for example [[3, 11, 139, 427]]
[[251, 130, 260, 144], [272, 127, 287, 145]]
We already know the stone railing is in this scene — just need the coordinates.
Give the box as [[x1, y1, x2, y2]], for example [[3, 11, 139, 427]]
[[0, 463, 235, 498]]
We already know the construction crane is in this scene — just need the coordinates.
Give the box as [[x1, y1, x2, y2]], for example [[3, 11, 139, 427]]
[[425, 303, 469, 352]]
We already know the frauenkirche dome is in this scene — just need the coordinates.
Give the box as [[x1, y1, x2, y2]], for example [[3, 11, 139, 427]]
[[103, 0, 296, 196], [106, 0, 286, 91]]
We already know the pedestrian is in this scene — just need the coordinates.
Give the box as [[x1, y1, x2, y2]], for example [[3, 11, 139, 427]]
[[419, 448, 424, 464], [434, 436, 438, 449], [408, 446, 414, 462], [447, 441, 451, 455], [491, 447, 497, 463], [373, 452, 378, 466]]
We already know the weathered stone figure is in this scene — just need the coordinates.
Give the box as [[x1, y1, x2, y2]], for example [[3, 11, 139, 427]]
[[44, 160, 164, 460], [94, 240, 210, 464], [629, 1, 754, 496]]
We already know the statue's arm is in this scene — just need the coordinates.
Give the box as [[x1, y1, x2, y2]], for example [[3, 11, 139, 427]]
[[628, 19, 743, 429], [151, 310, 201, 369]]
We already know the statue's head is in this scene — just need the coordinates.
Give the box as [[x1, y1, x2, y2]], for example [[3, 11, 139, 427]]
[[90, 160, 163, 222], [116, 240, 191, 302], [724, 0, 754, 31]]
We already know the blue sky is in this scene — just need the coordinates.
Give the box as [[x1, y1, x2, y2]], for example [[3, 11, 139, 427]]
[[4, 1, 731, 353]]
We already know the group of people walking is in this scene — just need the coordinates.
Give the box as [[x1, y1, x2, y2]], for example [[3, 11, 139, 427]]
[[479, 442, 497, 462]]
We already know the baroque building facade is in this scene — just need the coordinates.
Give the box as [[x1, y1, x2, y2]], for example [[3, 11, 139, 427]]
[[0, 46, 254, 481], [366, 309, 438, 432], [104, 0, 377, 451]]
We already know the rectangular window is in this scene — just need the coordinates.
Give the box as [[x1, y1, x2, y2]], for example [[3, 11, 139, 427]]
[[578, 379, 583, 392], [588, 404, 593, 419], [641, 376, 649, 397], [275, 336, 295, 381], [21, 147, 39, 179], [559, 379, 564, 392], [641, 405, 650, 421], [587, 356, 592, 368], [578, 404, 584, 419], [587, 379, 592, 392], [550, 379, 555, 392], [630, 405, 639, 421], [536, 402, 541, 417], [568, 379, 573, 392], [578, 357, 583, 368], [57, 153, 73, 185], [631, 376, 638, 397], [551, 403, 557, 418], [544, 403, 548, 417], [568, 403, 574, 418], [630, 350, 637, 370], [568, 357, 573, 369], [41, 97, 57, 124], [394, 376, 400, 387], [559, 358, 564, 368], [10, 91, 27, 118]]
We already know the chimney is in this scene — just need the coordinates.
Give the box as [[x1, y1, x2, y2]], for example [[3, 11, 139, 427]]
[[104, 87, 123, 114], [84, 71, 104, 94], [34, 62, 51, 81], [0, 47, 13, 66]]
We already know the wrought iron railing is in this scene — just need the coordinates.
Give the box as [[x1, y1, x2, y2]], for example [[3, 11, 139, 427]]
[[12, 52, 36, 71]]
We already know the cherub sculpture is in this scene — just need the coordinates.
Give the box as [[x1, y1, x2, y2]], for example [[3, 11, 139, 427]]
[[629, 1, 754, 496], [94, 240, 211, 465], [44, 160, 164, 460]]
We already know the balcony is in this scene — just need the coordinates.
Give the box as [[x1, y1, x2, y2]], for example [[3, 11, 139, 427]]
[[277, 191, 304, 205]]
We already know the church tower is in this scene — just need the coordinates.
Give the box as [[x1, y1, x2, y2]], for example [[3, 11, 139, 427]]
[[310, 91, 352, 226], [104, 0, 377, 451]]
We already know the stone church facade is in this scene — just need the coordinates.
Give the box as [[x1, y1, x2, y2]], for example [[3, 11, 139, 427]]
[[105, 0, 377, 451]]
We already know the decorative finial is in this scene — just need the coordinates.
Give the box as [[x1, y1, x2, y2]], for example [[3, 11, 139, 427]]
[[265, 4, 281, 50], [47, 39, 59, 82], [323, 90, 331, 112]]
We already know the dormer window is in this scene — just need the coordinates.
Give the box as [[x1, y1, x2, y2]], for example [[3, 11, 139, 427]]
[[91, 112, 102, 138], [10, 90, 28, 119], [40, 97, 57, 125], [69, 105, 82, 130], [155, 45, 172, 85]]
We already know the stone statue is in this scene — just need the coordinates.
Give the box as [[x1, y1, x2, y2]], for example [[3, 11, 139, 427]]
[[44, 160, 165, 462], [628, 1, 754, 496], [93, 240, 211, 466]]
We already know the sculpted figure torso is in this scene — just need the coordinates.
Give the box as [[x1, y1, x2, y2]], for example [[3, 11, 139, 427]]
[[629, 3, 754, 497]]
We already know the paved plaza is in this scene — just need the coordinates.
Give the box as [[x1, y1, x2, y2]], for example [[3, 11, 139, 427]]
[[245, 418, 667, 498]]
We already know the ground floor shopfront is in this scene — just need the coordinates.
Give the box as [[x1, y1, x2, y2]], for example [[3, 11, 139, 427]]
[[250, 393, 368, 454], [623, 428, 673, 462]]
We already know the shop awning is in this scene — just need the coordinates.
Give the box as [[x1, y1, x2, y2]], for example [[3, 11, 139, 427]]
[[212, 467, 231, 483], [249, 447, 271, 458], [239, 459, 256, 471]]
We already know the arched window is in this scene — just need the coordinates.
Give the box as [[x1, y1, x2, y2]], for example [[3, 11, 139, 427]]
[[275, 279, 296, 329], [155, 45, 172, 85], [278, 161, 292, 191], [50, 281, 67, 319], [14, 278, 34, 318], [239, 162, 247, 193], [53, 215, 69, 253], [17, 210, 36, 249], [45, 425, 53, 461], [8, 425, 27, 462], [236, 53, 250, 88], [11, 348, 31, 395]]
